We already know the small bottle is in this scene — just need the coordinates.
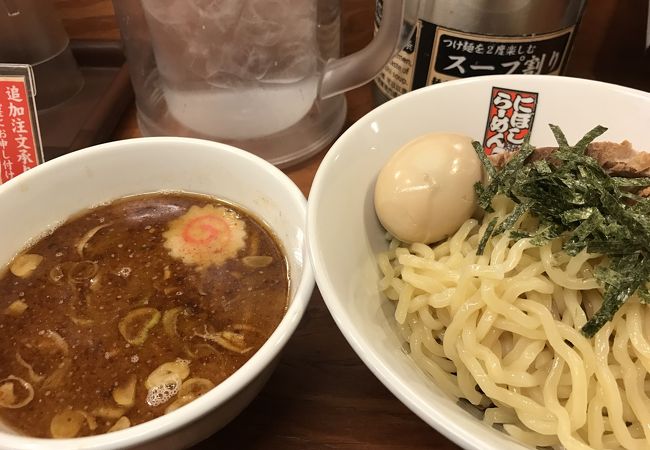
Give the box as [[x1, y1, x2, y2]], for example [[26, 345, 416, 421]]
[[373, 0, 587, 105]]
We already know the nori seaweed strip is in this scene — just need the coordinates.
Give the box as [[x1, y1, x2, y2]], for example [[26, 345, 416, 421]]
[[612, 177, 650, 188], [529, 224, 564, 247], [594, 266, 625, 288], [560, 207, 596, 225], [631, 198, 650, 215], [562, 211, 603, 255], [472, 141, 497, 179], [517, 179, 574, 219], [509, 230, 531, 240], [581, 253, 650, 336], [630, 216, 650, 244], [581, 284, 637, 336], [587, 240, 637, 256], [620, 191, 648, 203], [472, 141, 499, 211], [533, 159, 552, 174], [549, 124, 570, 150], [498, 136, 535, 197], [477, 217, 498, 256], [475, 181, 497, 212], [493, 201, 531, 236], [472, 137, 534, 210], [573, 125, 608, 153]]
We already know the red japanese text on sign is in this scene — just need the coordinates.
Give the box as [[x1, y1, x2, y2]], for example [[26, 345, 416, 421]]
[[482, 87, 539, 155], [0, 76, 40, 184]]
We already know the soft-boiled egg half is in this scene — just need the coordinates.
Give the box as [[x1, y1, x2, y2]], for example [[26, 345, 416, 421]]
[[374, 132, 484, 244]]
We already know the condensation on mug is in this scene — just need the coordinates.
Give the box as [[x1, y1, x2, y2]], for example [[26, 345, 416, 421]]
[[141, 0, 321, 140], [114, 0, 413, 168]]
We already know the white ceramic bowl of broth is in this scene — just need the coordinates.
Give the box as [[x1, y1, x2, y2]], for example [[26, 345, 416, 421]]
[[0, 137, 314, 449], [307, 75, 650, 450]]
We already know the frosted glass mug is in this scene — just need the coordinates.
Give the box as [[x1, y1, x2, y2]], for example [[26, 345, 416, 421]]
[[112, 0, 417, 168]]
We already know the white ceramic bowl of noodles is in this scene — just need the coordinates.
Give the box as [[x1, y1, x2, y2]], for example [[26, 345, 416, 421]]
[[0, 137, 314, 449], [307, 74, 650, 450]]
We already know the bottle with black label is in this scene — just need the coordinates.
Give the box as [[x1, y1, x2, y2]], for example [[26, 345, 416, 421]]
[[373, 0, 587, 105]]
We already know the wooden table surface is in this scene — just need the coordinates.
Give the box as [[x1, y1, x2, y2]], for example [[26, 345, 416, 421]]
[[51, 1, 650, 449]]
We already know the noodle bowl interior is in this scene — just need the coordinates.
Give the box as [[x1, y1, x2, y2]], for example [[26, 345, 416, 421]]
[[375, 131, 650, 450], [0, 193, 288, 438]]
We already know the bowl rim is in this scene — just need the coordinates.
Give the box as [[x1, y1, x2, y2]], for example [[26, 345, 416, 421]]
[[307, 74, 650, 450], [0, 136, 315, 449]]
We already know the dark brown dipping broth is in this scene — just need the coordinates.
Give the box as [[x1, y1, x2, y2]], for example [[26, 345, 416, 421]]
[[0, 193, 288, 438]]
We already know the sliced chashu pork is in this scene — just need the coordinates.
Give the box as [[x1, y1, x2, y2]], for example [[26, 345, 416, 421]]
[[488, 141, 650, 177], [488, 140, 650, 196]]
